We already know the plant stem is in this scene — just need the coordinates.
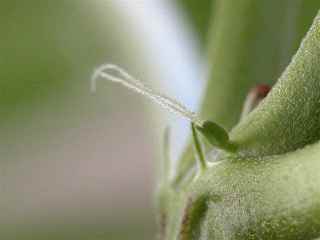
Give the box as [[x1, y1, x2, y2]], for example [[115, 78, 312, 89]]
[[174, 0, 320, 186], [191, 123, 207, 172]]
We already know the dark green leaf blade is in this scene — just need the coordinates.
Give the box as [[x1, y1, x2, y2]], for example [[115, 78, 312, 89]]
[[196, 121, 237, 152]]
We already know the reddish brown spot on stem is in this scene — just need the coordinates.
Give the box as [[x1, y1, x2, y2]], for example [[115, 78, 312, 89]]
[[251, 84, 271, 99], [241, 84, 271, 119]]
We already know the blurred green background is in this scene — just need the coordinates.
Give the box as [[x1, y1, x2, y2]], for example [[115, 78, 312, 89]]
[[0, 1, 210, 239], [4, 1, 319, 239]]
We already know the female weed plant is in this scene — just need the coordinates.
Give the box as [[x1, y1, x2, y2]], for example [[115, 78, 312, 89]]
[[93, 3, 320, 240]]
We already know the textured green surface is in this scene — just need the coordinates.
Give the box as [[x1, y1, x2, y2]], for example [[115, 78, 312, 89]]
[[162, 2, 320, 240], [202, 0, 320, 129], [175, 0, 320, 186], [164, 140, 320, 239], [231, 12, 320, 157]]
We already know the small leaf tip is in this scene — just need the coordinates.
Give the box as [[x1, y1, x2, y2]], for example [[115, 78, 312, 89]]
[[196, 120, 237, 153]]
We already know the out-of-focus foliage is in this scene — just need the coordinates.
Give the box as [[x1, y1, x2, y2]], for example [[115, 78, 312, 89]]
[[232, 12, 320, 157], [176, 0, 214, 46], [0, 1, 156, 239]]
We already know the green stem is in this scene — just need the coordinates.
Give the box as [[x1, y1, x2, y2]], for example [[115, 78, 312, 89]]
[[191, 123, 207, 172], [162, 127, 171, 183], [174, 0, 320, 186]]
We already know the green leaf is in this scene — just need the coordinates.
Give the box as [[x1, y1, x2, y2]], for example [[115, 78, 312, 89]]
[[175, 0, 320, 186], [195, 121, 236, 153], [202, 0, 320, 130], [231, 10, 320, 157], [162, 2, 320, 240]]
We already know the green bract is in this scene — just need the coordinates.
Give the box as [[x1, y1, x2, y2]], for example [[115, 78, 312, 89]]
[[231, 13, 320, 157], [196, 121, 236, 153]]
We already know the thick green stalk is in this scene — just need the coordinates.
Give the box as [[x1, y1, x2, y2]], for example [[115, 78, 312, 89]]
[[173, 140, 320, 239]]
